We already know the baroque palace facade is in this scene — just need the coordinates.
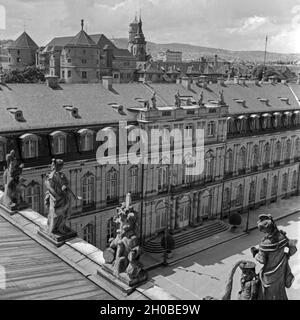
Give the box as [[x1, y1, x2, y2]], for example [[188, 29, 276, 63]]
[[0, 75, 300, 250]]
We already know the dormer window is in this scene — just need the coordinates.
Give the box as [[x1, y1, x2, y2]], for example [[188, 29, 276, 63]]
[[78, 129, 94, 152], [67, 58, 72, 63], [0, 137, 7, 162], [250, 114, 260, 131], [20, 133, 39, 159], [262, 113, 271, 129], [50, 131, 67, 155], [273, 112, 282, 128]]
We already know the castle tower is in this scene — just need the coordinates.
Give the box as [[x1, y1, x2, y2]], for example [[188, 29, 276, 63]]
[[132, 17, 147, 62], [128, 14, 139, 54]]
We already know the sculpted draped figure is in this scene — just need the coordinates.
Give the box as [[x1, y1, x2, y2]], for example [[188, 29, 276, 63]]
[[251, 214, 297, 300], [44, 159, 72, 235], [0, 150, 26, 211]]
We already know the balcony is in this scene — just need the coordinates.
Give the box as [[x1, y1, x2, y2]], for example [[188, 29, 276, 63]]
[[285, 159, 291, 165], [263, 164, 270, 170], [238, 169, 246, 175], [251, 166, 258, 173], [273, 161, 280, 167]]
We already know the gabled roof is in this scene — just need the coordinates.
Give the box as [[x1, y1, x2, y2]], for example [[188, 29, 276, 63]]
[[66, 30, 97, 47], [8, 32, 38, 50]]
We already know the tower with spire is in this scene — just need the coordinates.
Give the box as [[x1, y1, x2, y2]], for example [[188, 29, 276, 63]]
[[128, 14, 147, 62]]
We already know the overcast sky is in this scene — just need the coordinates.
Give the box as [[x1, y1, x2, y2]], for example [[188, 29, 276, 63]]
[[0, 0, 299, 53]]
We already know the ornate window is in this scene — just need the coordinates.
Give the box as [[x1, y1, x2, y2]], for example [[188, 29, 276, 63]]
[[155, 202, 167, 231], [82, 223, 95, 245], [225, 149, 233, 174], [292, 171, 298, 190], [128, 166, 139, 195], [223, 188, 231, 209], [236, 184, 244, 207], [275, 141, 281, 163], [20, 133, 39, 159], [271, 176, 278, 196], [82, 173, 95, 207], [0, 137, 7, 162], [252, 145, 259, 168], [249, 181, 256, 203], [107, 217, 117, 245], [51, 131, 67, 155], [78, 129, 94, 152], [158, 166, 168, 191], [260, 178, 268, 199], [285, 139, 292, 160], [178, 196, 191, 225], [282, 173, 288, 193], [263, 143, 271, 164], [25, 182, 41, 212], [204, 151, 214, 181], [207, 121, 216, 137], [106, 168, 118, 201], [238, 147, 247, 172]]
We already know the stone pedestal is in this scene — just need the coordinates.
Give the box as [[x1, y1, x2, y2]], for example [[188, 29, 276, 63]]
[[38, 227, 77, 247], [0, 201, 28, 215]]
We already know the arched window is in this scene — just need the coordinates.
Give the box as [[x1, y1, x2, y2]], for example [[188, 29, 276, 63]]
[[82, 223, 95, 245], [204, 151, 214, 181], [275, 141, 281, 163], [260, 178, 268, 199], [107, 217, 117, 245], [82, 173, 95, 207], [223, 188, 231, 209], [178, 195, 191, 227], [207, 121, 216, 137], [238, 147, 247, 172], [249, 181, 256, 203], [236, 184, 244, 207], [285, 139, 291, 161], [252, 145, 259, 168], [292, 171, 298, 190], [78, 129, 94, 152], [282, 173, 288, 193], [0, 137, 6, 162], [158, 166, 168, 191], [25, 182, 41, 212], [271, 175, 278, 196], [106, 168, 118, 201], [128, 166, 139, 195], [51, 131, 67, 155], [155, 202, 167, 231], [296, 138, 300, 159], [225, 149, 233, 174], [264, 143, 270, 164], [20, 133, 39, 159]]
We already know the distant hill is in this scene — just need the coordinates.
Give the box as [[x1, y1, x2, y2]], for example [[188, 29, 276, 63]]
[[111, 38, 300, 63]]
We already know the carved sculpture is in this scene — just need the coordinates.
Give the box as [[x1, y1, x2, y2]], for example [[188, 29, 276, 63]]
[[103, 193, 148, 286], [198, 91, 204, 106], [251, 214, 297, 300], [175, 90, 181, 108], [0, 150, 26, 211], [151, 91, 157, 109], [204, 260, 259, 300], [219, 90, 224, 104], [44, 159, 77, 236]]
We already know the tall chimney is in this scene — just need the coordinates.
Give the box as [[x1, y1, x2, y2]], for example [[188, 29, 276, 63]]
[[181, 76, 191, 90], [214, 54, 218, 69], [45, 75, 59, 89], [102, 76, 113, 90]]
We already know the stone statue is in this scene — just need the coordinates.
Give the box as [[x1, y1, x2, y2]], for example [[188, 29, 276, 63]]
[[198, 91, 204, 106], [219, 90, 224, 104], [103, 193, 148, 286], [175, 91, 181, 108], [44, 159, 75, 235], [251, 214, 297, 300], [0, 150, 26, 211], [151, 91, 157, 109], [204, 260, 259, 300]]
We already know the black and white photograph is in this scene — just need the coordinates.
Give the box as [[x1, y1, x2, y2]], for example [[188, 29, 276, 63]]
[[0, 0, 299, 314]]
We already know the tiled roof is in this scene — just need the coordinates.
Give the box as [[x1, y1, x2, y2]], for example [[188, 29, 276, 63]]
[[66, 30, 97, 47], [8, 32, 38, 50], [0, 83, 154, 132], [0, 82, 299, 133]]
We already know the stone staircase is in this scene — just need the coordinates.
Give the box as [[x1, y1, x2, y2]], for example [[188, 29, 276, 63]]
[[143, 220, 229, 253]]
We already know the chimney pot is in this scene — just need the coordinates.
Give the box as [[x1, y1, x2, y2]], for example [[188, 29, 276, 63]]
[[102, 76, 113, 90]]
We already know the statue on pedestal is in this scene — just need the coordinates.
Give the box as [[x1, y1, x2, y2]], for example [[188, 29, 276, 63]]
[[43, 159, 77, 242], [198, 91, 204, 106], [175, 91, 181, 108], [151, 91, 157, 109], [103, 193, 148, 287], [251, 214, 297, 300], [0, 150, 26, 211]]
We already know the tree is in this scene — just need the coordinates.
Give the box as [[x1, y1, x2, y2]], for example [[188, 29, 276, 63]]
[[3, 66, 45, 83], [229, 212, 242, 231]]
